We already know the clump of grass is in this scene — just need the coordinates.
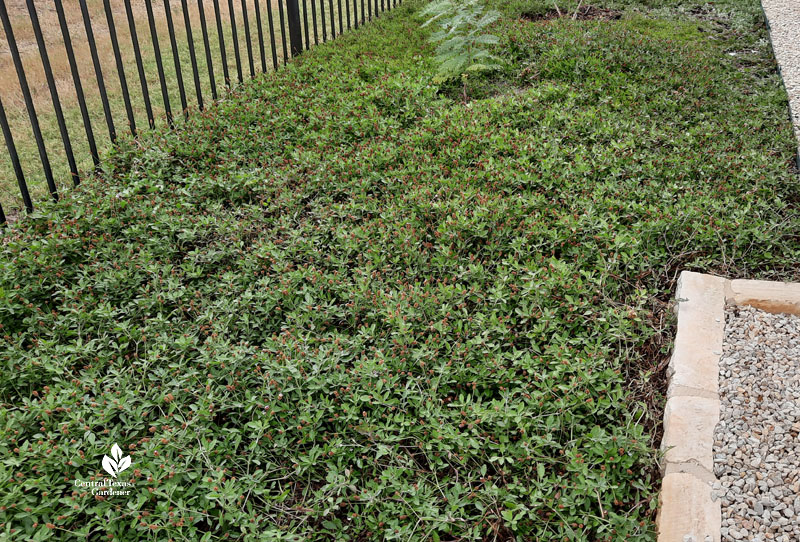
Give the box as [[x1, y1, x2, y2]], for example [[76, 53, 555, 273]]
[[0, 0, 798, 540]]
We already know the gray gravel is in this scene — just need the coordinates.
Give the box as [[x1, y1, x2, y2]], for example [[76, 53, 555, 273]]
[[713, 305, 800, 542], [761, 0, 800, 155]]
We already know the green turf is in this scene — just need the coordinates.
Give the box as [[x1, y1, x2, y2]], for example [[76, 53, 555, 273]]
[[1, 0, 798, 539]]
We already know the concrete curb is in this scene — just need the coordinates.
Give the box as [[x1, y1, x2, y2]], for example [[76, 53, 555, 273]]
[[657, 271, 800, 542]]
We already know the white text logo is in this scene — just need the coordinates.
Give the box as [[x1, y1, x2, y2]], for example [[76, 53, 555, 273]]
[[101, 443, 132, 478]]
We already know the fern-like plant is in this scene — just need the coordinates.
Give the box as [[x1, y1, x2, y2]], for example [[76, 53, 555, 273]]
[[420, 0, 502, 97]]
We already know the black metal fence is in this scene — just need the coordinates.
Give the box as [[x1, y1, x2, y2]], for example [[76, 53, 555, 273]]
[[0, 0, 399, 224]]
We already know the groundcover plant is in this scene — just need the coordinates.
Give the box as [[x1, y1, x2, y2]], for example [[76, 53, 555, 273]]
[[1, 0, 799, 540]]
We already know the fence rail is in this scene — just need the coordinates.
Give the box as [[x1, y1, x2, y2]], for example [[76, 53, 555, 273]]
[[0, 0, 399, 224]]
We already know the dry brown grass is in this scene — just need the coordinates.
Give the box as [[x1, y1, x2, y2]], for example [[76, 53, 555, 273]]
[[0, 0, 238, 110], [0, 0, 329, 215]]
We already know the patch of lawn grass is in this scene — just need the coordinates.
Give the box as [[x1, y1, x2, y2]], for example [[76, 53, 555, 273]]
[[1, 0, 799, 540]]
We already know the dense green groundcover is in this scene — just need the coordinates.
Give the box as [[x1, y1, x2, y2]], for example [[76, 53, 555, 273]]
[[1, 0, 799, 539]]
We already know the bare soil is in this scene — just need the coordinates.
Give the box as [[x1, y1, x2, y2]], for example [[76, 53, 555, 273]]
[[521, 5, 623, 22]]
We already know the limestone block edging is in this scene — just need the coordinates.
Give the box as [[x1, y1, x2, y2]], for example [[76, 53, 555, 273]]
[[657, 271, 800, 542]]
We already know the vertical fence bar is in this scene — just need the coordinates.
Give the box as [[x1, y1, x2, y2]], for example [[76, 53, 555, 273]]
[[302, 0, 310, 49], [26, 0, 79, 186], [227, 0, 244, 83], [253, 0, 267, 72], [0, 97, 33, 214], [310, 0, 319, 45], [359, 0, 364, 26], [367, 0, 371, 22], [286, 0, 303, 57], [103, 0, 137, 134], [337, 0, 343, 35], [277, 0, 288, 64], [54, 0, 98, 168], [345, 0, 350, 30], [180, 0, 205, 110], [0, 0, 58, 200], [78, 0, 116, 143], [240, 0, 255, 77], [353, 0, 358, 29], [196, 0, 218, 100], [320, 0, 327, 41], [374, 0, 378, 18], [212, 0, 231, 87], [328, 0, 335, 39], [163, 0, 189, 117], [144, 0, 173, 125], [123, 0, 156, 129], [265, 0, 279, 70]]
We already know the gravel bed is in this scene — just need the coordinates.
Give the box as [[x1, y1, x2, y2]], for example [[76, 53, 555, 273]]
[[714, 305, 800, 542], [761, 0, 800, 157]]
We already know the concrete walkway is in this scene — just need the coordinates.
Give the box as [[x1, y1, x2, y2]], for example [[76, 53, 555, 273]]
[[762, 0, 800, 162]]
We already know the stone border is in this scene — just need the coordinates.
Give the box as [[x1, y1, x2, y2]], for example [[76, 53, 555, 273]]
[[657, 271, 800, 542]]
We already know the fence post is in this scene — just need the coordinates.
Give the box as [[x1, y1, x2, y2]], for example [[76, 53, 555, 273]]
[[78, 0, 116, 143], [286, 0, 303, 57], [0, 0, 58, 200], [0, 96, 33, 215], [27, 0, 80, 186]]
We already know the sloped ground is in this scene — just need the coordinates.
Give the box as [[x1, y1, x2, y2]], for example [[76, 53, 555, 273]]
[[1, 0, 799, 540]]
